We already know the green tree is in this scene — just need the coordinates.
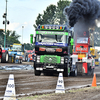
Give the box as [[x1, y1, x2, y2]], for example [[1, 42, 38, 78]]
[[6, 30, 20, 46], [34, 0, 71, 28], [0, 30, 20, 47], [0, 29, 4, 45], [34, 4, 56, 28], [42, 4, 56, 24], [24, 43, 34, 50], [55, 0, 71, 25], [33, 14, 43, 28]]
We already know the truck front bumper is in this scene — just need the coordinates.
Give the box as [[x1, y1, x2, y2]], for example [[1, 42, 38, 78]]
[[35, 63, 65, 72]]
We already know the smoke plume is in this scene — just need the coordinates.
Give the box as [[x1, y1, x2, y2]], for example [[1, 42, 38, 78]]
[[64, 0, 100, 27]]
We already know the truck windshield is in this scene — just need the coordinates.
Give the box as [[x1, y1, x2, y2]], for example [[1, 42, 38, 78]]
[[77, 37, 88, 44], [12, 45, 22, 51], [36, 34, 67, 43]]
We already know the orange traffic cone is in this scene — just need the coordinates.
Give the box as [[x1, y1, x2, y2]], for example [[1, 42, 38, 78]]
[[91, 73, 97, 87]]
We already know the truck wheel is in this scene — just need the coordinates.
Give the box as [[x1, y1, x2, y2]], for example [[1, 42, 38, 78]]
[[34, 69, 41, 76], [73, 68, 77, 76], [1, 51, 9, 63], [25, 55, 28, 62], [19, 59, 22, 64], [63, 66, 69, 77]]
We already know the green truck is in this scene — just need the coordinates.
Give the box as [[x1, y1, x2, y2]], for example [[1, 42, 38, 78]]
[[30, 25, 76, 77]]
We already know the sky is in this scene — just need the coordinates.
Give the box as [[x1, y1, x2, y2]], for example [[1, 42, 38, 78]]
[[0, 0, 72, 44]]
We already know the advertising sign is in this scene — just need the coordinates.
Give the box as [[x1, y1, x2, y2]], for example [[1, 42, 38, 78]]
[[76, 45, 88, 52]]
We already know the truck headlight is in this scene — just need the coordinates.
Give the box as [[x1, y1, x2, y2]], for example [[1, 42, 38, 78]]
[[37, 56, 40, 63], [61, 57, 64, 64], [37, 56, 40, 60], [61, 61, 64, 64], [34, 57, 36, 61], [61, 57, 64, 61], [37, 60, 40, 63], [65, 59, 68, 63]]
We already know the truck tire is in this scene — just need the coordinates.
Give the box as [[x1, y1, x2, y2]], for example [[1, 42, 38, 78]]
[[20, 59, 22, 63], [25, 55, 28, 62], [1, 51, 9, 63], [34, 69, 41, 76], [73, 68, 77, 76], [19, 59, 22, 64], [34, 62, 41, 76], [63, 64, 69, 77]]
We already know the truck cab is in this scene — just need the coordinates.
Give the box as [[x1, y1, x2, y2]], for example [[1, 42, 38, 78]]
[[73, 30, 95, 76], [8, 43, 25, 63], [31, 25, 74, 76]]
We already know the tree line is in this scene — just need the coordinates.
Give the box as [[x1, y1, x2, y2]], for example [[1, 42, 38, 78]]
[[0, 30, 20, 47], [34, 0, 71, 28], [0, 30, 34, 50]]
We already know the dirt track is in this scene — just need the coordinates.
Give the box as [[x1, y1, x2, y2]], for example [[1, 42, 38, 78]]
[[0, 62, 100, 100], [0, 62, 33, 66], [18, 86, 100, 100]]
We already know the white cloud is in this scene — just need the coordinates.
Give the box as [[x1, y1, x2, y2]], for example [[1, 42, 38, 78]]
[[7, 22, 20, 31], [24, 22, 27, 25]]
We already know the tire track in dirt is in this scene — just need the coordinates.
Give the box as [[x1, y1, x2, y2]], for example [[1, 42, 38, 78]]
[[0, 66, 100, 100]]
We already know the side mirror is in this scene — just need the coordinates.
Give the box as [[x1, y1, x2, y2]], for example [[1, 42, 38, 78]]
[[30, 34, 33, 44], [33, 36, 36, 44], [68, 36, 71, 44]]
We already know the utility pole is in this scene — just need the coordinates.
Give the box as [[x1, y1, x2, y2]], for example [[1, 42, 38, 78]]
[[22, 26, 24, 44], [3, 0, 9, 50]]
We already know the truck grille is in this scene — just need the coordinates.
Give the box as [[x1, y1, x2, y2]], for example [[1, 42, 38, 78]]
[[44, 56, 57, 64]]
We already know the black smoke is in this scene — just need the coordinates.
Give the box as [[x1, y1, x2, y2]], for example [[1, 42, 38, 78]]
[[64, 0, 100, 27]]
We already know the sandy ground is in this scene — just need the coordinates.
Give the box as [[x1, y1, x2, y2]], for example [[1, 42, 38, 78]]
[[18, 86, 100, 100], [0, 70, 100, 100], [0, 62, 33, 66], [0, 62, 100, 100]]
